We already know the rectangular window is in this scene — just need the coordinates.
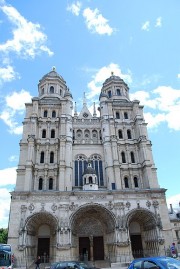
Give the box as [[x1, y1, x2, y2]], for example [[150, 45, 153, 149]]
[[79, 160, 83, 186], [112, 183, 116, 190], [99, 161, 104, 186], [175, 230, 179, 239], [75, 160, 79, 186]]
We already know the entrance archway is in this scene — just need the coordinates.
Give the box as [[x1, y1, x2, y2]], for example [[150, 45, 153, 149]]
[[70, 204, 116, 261], [127, 208, 159, 258], [25, 212, 58, 260]]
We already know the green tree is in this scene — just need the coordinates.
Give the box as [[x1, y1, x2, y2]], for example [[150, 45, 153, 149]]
[[0, 228, 8, 244]]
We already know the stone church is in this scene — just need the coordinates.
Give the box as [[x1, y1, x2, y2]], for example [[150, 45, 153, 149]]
[[8, 68, 173, 265]]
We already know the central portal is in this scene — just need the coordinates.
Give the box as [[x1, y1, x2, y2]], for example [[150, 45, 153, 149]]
[[72, 205, 115, 262], [79, 236, 104, 261]]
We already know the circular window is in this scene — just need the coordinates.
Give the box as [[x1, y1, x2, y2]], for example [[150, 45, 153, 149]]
[[83, 112, 88, 118]]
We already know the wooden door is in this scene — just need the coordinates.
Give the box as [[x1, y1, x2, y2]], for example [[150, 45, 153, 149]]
[[93, 236, 104, 260], [130, 234, 143, 258], [37, 238, 50, 262], [79, 237, 90, 261]]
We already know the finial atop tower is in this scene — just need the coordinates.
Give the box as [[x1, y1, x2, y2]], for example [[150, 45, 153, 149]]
[[74, 102, 78, 117], [111, 71, 114, 76], [93, 102, 97, 117], [52, 66, 56, 71], [83, 92, 87, 106]]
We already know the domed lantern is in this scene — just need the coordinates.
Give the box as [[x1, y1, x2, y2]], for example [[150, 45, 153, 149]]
[[82, 161, 98, 191]]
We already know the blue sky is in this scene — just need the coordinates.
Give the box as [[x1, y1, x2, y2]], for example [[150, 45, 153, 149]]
[[0, 0, 180, 228]]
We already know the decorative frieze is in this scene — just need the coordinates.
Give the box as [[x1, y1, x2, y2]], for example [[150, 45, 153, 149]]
[[146, 200, 151, 208]]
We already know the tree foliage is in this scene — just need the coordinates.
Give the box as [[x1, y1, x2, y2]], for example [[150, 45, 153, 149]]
[[0, 228, 8, 244]]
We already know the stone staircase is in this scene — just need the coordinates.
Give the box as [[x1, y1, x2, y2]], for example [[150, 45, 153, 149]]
[[87, 260, 110, 268], [87, 260, 130, 269], [111, 261, 130, 269]]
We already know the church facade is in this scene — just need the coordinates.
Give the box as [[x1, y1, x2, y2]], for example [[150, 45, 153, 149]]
[[8, 68, 173, 265]]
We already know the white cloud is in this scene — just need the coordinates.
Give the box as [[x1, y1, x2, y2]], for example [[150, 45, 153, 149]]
[[144, 112, 166, 129], [0, 65, 18, 83], [0, 188, 12, 228], [141, 21, 150, 31], [178, 74, 180, 78], [141, 18, 162, 32], [167, 194, 180, 209], [130, 86, 180, 131], [130, 91, 157, 109], [86, 63, 132, 99], [67, 1, 82, 16], [0, 167, 17, 186], [153, 86, 180, 111], [0, 89, 32, 134], [0, 166, 16, 227], [155, 17, 162, 28], [6, 89, 32, 110], [0, 167, 16, 227], [8, 155, 18, 162], [0, 4, 53, 58], [83, 7, 114, 35]]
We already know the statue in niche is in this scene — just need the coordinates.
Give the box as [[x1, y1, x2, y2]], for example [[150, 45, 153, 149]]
[[157, 213, 163, 229]]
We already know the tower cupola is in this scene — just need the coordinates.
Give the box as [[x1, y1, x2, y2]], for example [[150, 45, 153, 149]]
[[100, 72, 130, 101], [82, 161, 98, 191], [38, 67, 69, 99]]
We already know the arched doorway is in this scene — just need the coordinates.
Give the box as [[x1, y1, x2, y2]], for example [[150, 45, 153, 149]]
[[37, 224, 50, 262], [127, 209, 159, 258], [25, 212, 58, 261], [70, 204, 116, 261]]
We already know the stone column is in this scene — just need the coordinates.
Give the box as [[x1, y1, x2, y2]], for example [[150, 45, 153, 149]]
[[89, 235, 94, 261]]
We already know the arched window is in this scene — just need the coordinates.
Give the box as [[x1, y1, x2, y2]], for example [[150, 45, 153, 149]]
[[130, 151, 135, 163], [127, 129, 132, 139], [118, 129, 123, 139], [42, 129, 46, 138], [74, 154, 103, 187], [116, 112, 120, 119], [52, 110, 56, 118], [117, 89, 121, 96], [51, 129, 55, 138], [134, 176, 139, 188], [124, 177, 129, 188], [49, 178, 53, 190], [99, 130, 102, 141], [50, 86, 54, 93], [40, 151, 44, 163], [121, 152, 126, 163], [92, 130, 98, 138], [84, 129, 90, 139], [41, 88, 44, 95], [38, 178, 43, 190], [124, 112, 128, 119], [50, 151, 54, 163], [108, 90, 112, 98], [89, 176, 93, 184], [44, 110, 48, 117], [76, 129, 82, 140]]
